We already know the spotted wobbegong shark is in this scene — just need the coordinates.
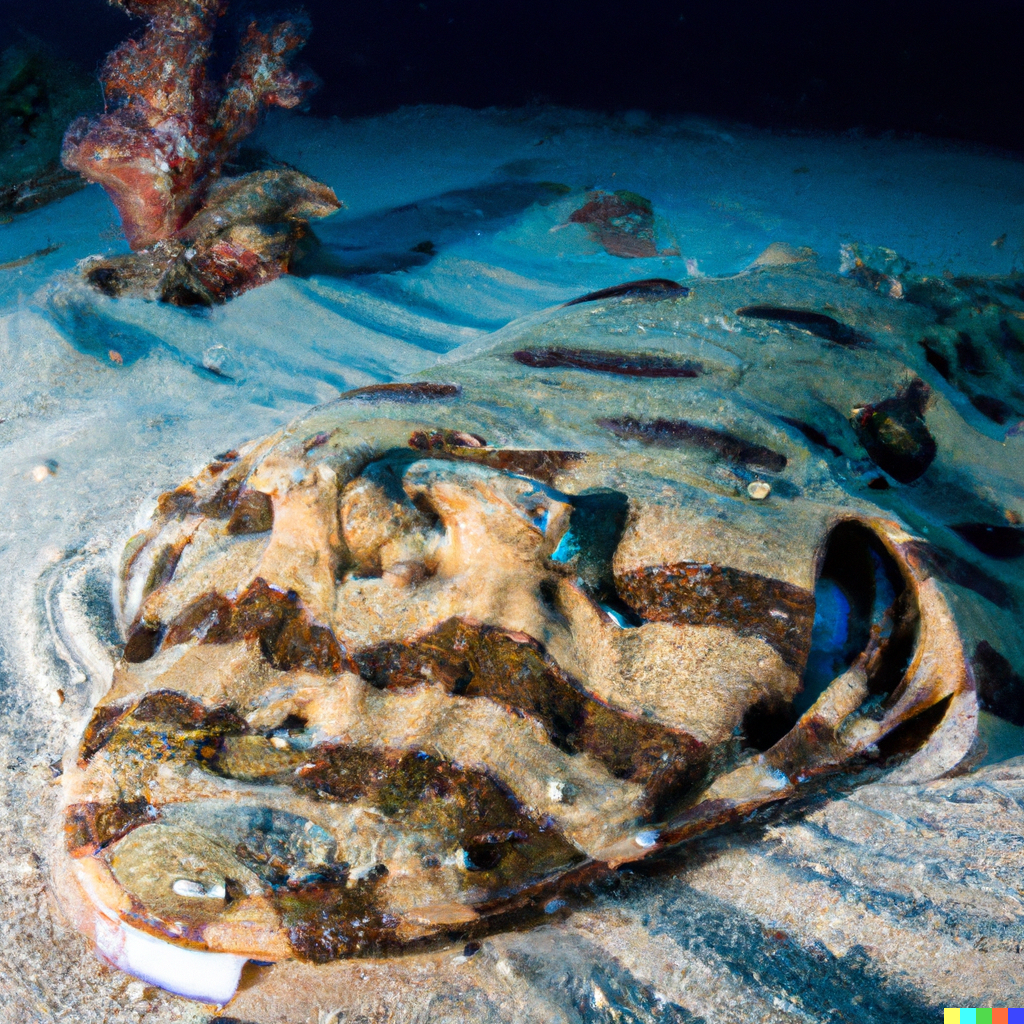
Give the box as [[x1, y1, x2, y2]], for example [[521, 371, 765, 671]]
[[53, 249, 1024, 1003]]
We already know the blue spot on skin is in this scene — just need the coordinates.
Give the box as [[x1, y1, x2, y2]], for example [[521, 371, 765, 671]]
[[550, 527, 580, 563], [599, 603, 636, 629], [799, 578, 852, 714]]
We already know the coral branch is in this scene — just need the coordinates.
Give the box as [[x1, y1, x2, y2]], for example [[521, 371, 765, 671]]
[[61, 0, 338, 304], [62, 0, 316, 251], [213, 17, 316, 157]]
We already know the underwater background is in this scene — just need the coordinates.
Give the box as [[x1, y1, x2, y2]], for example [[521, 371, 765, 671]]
[[1, 2, 1023, 1022]]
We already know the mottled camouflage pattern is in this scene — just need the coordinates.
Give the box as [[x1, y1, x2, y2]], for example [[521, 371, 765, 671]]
[[49, 254, 1024, 1015]]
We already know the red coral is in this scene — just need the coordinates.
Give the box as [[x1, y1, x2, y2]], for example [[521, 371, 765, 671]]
[[62, 0, 315, 249]]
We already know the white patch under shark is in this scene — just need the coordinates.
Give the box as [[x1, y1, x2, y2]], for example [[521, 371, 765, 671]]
[[95, 919, 247, 1005]]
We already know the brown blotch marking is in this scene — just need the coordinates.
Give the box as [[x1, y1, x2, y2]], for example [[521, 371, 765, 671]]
[[615, 562, 815, 672], [353, 618, 703, 801], [281, 851, 598, 966], [407, 432, 586, 487], [270, 615, 348, 676], [903, 540, 1012, 609], [158, 578, 352, 674], [951, 522, 1024, 560], [200, 704, 253, 734], [133, 689, 208, 726], [156, 484, 199, 517], [970, 393, 1015, 425], [226, 487, 274, 534], [339, 382, 462, 404], [123, 622, 165, 663], [567, 190, 659, 259], [301, 431, 333, 453], [164, 591, 235, 647], [195, 481, 243, 518], [87, 692, 250, 774], [229, 578, 352, 674], [972, 641, 1024, 726], [514, 347, 701, 379], [409, 429, 488, 451], [599, 416, 787, 473], [780, 416, 843, 457], [156, 470, 252, 522], [851, 379, 936, 484], [155, 477, 240, 520], [77, 688, 249, 773], [78, 702, 132, 765], [562, 278, 688, 307], [205, 737, 585, 960], [736, 305, 871, 347], [464, 449, 587, 486], [762, 710, 838, 777], [278, 876, 394, 962], [65, 800, 157, 857]]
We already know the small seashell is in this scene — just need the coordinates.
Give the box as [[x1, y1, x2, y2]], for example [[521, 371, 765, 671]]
[[172, 879, 208, 898], [172, 878, 227, 900], [125, 981, 147, 1002], [747, 480, 771, 500]]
